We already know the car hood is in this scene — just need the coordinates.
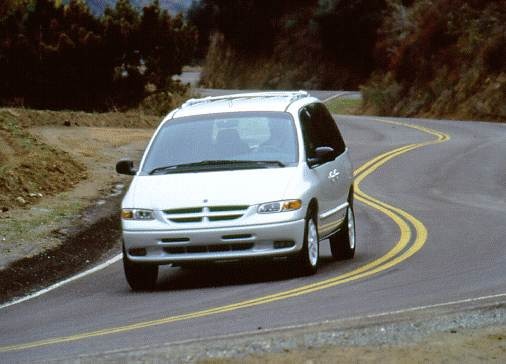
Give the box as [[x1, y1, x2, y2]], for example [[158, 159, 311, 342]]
[[124, 167, 299, 209]]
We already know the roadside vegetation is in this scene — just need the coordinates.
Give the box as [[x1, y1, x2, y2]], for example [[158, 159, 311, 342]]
[[1, 0, 503, 121], [0, 0, 195, 112], [361, 0, 506, 121], [189, 0, 505, 122], [190, 0, 385, 91]]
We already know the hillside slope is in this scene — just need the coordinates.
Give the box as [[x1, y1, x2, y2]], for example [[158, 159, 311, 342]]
[[361, 0, 505, 122], [196, 0, 505, 122]]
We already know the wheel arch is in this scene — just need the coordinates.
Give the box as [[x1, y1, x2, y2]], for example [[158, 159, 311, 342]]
[[307, 198, 318, 219]]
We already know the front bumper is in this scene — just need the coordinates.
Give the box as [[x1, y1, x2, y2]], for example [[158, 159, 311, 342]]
[[123, 219, 306, 264]]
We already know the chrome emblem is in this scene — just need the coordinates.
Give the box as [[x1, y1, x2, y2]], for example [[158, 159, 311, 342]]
[[328, 169, 340, 179]]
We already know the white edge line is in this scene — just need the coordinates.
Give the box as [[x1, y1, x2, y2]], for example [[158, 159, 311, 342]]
[[0, 253, 122, 310]]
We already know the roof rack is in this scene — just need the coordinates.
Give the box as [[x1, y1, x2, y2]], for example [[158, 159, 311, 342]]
[[181, 91, 309, 108]]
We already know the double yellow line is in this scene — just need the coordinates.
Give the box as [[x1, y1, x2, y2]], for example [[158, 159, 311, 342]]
[[0, 117, 450, 354]]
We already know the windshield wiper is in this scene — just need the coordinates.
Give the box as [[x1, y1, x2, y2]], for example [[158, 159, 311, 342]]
[[251, 160, 286, 167], [149, 160, 285, 175]]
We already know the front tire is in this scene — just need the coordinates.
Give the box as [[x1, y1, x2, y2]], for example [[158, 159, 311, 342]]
[[123, 247, 158, 291], [329, 204, 356, 260], [295, 212, 319, 275]]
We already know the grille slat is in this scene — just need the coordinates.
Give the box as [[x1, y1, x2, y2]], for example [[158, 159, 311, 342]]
[[209, 205, 249, 212], [170, 217, 202, 223], [163, 205, 249, 224], [165, 207, 202, 214], [208, 215, 242, 221]]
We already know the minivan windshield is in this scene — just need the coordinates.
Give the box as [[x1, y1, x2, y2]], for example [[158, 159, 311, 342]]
[[141, 112, 298, 175]]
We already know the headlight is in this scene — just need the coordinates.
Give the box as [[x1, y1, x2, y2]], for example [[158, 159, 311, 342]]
[[121, 209, 154, 220], [257, 199, 302, 214]]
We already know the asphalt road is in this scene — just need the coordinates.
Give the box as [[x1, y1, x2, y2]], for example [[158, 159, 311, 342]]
[[0, 97, 505, 361]]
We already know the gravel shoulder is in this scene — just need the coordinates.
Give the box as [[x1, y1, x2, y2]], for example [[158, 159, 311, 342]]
[[53, 297, 506, 363]]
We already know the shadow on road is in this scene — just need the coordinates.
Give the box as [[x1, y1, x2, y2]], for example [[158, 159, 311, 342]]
[[154, 254, 355, 292]]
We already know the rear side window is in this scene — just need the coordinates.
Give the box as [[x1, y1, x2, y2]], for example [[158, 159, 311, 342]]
[[299, 103, 346, 158]]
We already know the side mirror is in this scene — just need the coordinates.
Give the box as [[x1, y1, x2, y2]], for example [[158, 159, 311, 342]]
[[307, 146, 336, 167], [116, 159, 137, 175]]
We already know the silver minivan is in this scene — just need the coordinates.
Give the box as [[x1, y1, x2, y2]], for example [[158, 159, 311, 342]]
[[116, 91, 355, 290]]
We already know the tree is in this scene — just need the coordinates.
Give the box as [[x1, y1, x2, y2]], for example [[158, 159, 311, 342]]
[[140, 2, 196, 89], [0, 0, 197, 110], [314, 0, 387, 76]]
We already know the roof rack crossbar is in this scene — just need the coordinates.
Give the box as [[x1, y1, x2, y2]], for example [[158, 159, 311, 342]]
[[181, 91, 309, 108]]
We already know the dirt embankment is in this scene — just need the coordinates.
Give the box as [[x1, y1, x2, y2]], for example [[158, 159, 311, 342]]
[[0, 109, 86, 211], [0, 108, 157, 302], [0, 108, 159, 211], [0, 107, 158, 218]]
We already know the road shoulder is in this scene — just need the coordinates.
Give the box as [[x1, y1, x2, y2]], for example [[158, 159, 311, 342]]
[[65, 297, 506, 363]]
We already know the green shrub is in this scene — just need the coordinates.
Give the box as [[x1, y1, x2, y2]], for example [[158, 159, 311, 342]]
[[0, 0, 196, 111]]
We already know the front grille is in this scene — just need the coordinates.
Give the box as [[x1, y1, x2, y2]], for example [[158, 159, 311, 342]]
[[164, 243, 253, 254], [163, 205, 249, 224]]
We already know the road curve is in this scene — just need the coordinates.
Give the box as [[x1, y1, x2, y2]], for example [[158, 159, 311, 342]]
[[0, 110, 505, 361]]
